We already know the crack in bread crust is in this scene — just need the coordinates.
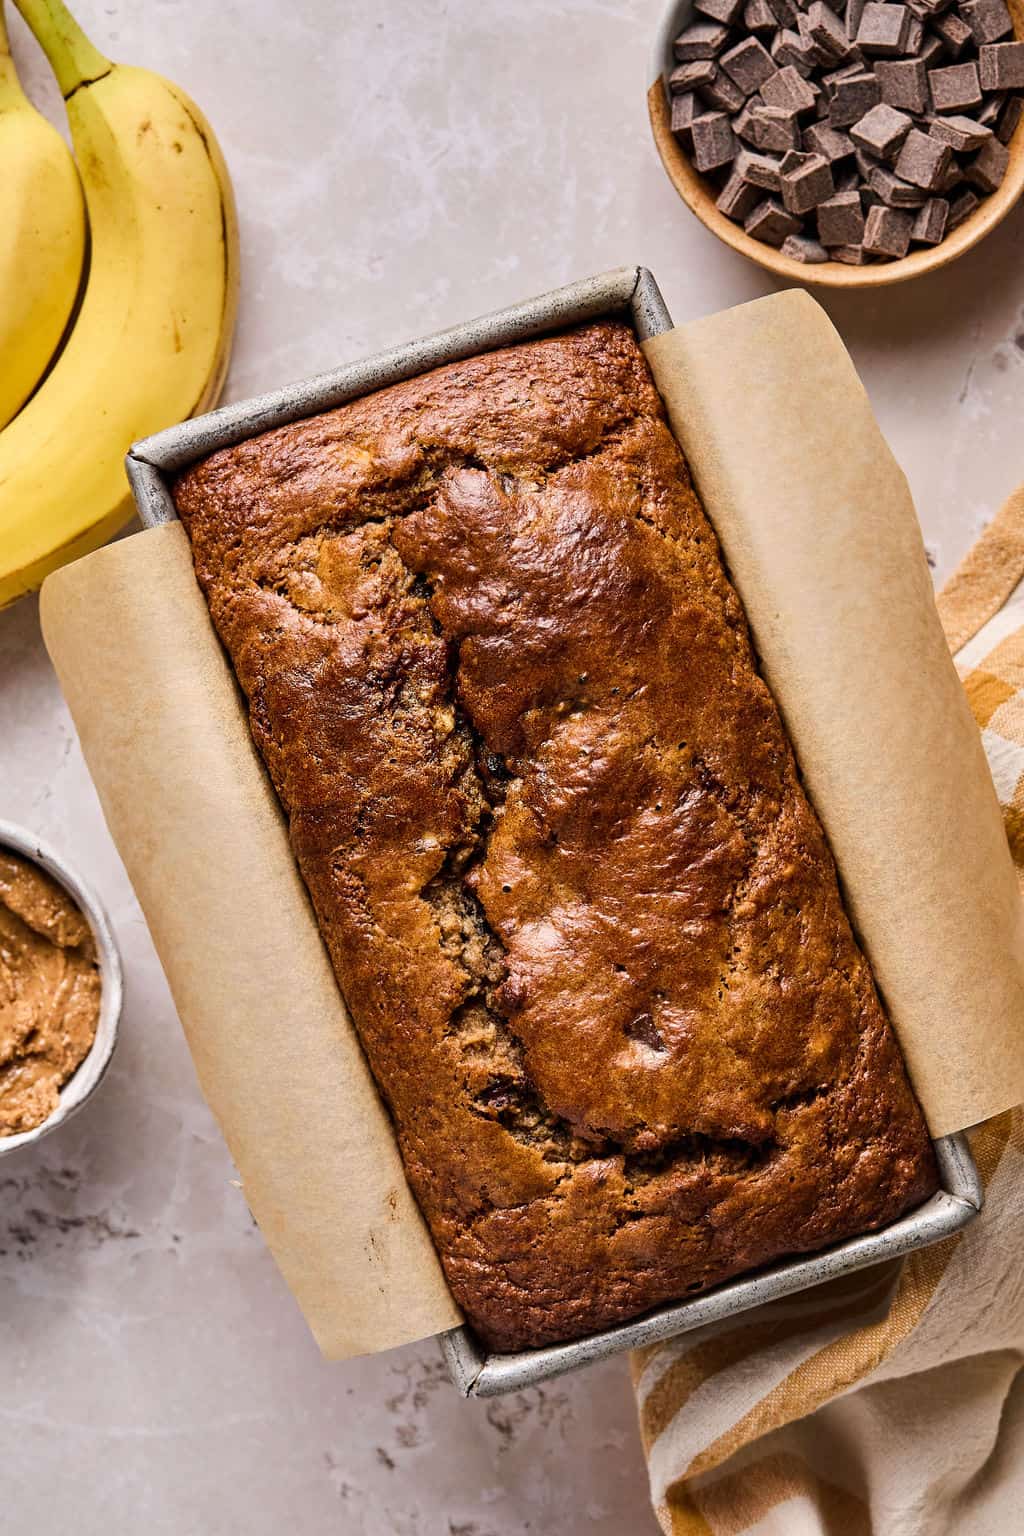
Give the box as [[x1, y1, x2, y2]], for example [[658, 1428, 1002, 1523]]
[[173, 321, 938, 1352]]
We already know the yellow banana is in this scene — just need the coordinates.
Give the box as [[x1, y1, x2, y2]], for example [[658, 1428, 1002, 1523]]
[[0, 1, 85, 430], [0, 0, 239, 605]]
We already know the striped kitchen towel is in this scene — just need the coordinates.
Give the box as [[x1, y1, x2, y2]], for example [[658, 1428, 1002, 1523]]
[[631, 493, 1024, 1536]]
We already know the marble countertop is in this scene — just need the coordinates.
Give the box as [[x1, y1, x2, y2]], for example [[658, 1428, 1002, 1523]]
[[4, 0, 1024, 1530]]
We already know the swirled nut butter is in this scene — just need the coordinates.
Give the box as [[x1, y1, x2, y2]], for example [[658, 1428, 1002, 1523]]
[[0, 848, 100, 1135]]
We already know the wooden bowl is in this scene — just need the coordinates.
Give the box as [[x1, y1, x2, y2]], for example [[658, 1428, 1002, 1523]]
[[649, 0, 1024, 287]]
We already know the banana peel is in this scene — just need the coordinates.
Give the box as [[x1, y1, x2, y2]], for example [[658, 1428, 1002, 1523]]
[[0, 0, 239, 607], [0, 3, 85, 431]]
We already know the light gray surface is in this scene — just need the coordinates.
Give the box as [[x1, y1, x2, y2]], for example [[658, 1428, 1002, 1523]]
[[126, 263, 979, 1398], [4, 0, 1024, 1530]]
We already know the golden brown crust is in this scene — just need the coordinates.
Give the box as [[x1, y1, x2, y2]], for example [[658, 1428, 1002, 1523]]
[[174, 321, 937, 1351]]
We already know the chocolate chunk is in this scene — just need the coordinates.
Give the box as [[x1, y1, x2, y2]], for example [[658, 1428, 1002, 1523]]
[[850, 101, 914, 157], [894, 126, 952, 187], [977, 90, 1007, 123], [868, 163, 930, 202], [804, 0, 854, 61], [904, 15, 926, 54], [830, 69, 882, 124], [948, 185, 981, 225], [773, 27, 820, 75], [928, 113, 993, 150], [832, 242, 871, 262], [717, 168, 764, 218], [917, 32, 946, 68], [664, 0, 1016, 266], [875, 58, 929, 112], [673, 22, 732, 63], [762, 62, 820, 111], [911, 196, 951, 241], [931, 12, 973, 57], [733, 94, 758, 124], [759, 107, 805, 149], [670, 91, 700, 142], [735, 146, 786, 187], [738, 99, 804, 149], [965, 133, 1011, 189], [857, 3, 911, 56], [937, 153, 965, 190], [961, 0, 1013, 45], [781, 231, 830, 259], [979, 42, 1024, 90], [669, 58, 718, 92], [745, 0, 778, 34], [694, 0, 746, 24], [817, 187, 868, 241], [805, 119, 857, 159], [780, 147, 836, 209], [721, 36, 780, 92], [796, 12, 834, 67], [863, 202, 915, 254], [691, 110, 740, 170], [928, 61, 983, 110], [744, 195, 803, 242], [734, 96, 762, 139], [701, 67, 749, 111], [997, 93, 1024, 142], [765, 0, 799, 26], [822, 61, 870, 92]]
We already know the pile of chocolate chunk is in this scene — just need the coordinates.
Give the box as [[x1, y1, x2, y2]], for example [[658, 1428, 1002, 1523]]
[[667, 0, 1023, 262]]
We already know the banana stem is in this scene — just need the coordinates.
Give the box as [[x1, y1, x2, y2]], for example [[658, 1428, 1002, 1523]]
[[14, 0, 110, 96]]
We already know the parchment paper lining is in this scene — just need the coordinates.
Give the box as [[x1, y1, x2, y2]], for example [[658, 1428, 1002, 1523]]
[[40, 526, 461, 1358], [39, 290, 1024, 1361], [644, 292, 1024, 1142]]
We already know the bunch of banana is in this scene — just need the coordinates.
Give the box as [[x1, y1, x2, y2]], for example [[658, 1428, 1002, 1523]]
[[0, 3, 84, 430], [0, 0, 239, 606]]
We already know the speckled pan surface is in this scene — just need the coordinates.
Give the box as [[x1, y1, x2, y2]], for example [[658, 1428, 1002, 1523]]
[[649, 0, 1024, 287], [125, 266, 981, 1397], [0, 820, 122, 1156]]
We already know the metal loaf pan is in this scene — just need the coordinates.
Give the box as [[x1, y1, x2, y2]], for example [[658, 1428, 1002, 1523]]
[[125, 266, 982, 1399]]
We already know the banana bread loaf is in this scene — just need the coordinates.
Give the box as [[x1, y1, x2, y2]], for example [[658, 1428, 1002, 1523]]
[[174, 320, 937, 1352]]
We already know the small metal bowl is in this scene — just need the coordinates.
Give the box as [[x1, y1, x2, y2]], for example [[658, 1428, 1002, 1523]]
[[0, 821, 122, 1155], [649, 0, 1024, 287]]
